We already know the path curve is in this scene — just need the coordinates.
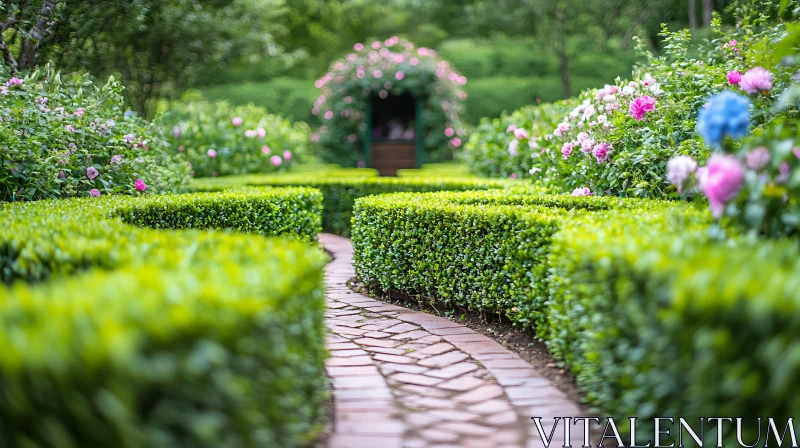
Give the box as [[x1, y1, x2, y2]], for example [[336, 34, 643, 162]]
[[321, 234, 581, 448]]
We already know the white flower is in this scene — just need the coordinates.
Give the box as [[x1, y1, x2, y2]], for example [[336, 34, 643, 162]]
[[666, 155, 698, 193], [508, 139, 519, 156]]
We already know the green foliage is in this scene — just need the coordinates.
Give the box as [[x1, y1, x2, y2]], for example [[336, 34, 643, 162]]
[[189, 171, 513, 235], [200, 79, 320, 125], [351, 188, 800, 439], [157, 101, 313, 178], [463, 98, 580, 178], [0, 187, 327, 446], [0, 67, 190, 202]]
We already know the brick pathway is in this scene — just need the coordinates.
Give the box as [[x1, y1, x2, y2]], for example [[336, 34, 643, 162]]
[[321, 234, 581, 448]]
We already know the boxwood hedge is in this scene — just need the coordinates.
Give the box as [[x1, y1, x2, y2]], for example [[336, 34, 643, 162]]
[[0, 187, 327, 447], [351, 189, 800, 440], [191, 173, 513, 236]]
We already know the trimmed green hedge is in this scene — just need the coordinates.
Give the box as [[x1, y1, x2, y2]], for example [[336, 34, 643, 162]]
[[351, 189, 800, 439], [190, 173, 514, 236], [0, 187, 327, 446]]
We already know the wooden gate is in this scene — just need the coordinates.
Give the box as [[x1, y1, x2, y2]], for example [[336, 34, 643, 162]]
[[362, 93, 425, 176]]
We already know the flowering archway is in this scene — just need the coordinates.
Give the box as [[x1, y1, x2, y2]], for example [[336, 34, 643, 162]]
[[312, 37, 467, 172]]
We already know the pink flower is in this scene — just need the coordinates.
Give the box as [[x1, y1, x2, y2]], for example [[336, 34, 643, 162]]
[[135, 178, 147, 192], [553, 122, 570, 137], [379, 90, 388, 99], [727, 71, 742, 85], [244, 129, 257, 138], [561, 142, 574, 159], [354, 43, 364, 51], [207, 149, 217, 158], [86, 166, 98, 179], [576, 132, 589, 143], [384, 81, 393, 90], [373, 70, 383, 78], [778, 163, 790, 183], [513, 128, 529, 140], [571, 187, 592, 197], [580, 138, 595, 153], [324, 110, 334, 120], [395, 72, 405, 80], [697, 154, 745, 219], [110, 155, 123, 165], [510, 173, 517, 179], [283, 150, 292, 160], [745, 146, 770, 171], [739, 67, 774, 94], [89, 189, 101, 197], [257, 128, 266, 138], [444, 127, 455, 137], [793, 147, 800, 159], [592, 142, 611, 163], [232, 117, 243, 127], [65, 125, 75, 132], [666, 155, 698, 193], [629, 95, 656, 121], [270, 155, 282, 166], [6, 77, 23, 87], [371, 41, 381, 49], [172, 126, 181, 138], [73, 108, 85, 116], [124, 133, 134, 143], [508, 139, 519, 156], [344, 96, 353, 104], [410, 57, 419, 66], [723, 39, 739, 52], [451, 138, 462, 147], [506, 124, 517, 133], [261, 145, 271, 154]]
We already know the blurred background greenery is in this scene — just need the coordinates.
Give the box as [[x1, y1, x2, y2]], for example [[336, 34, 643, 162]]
[[2, 0, 742, 123]]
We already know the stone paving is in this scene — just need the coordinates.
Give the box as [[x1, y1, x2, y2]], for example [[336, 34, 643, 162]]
[[321, 233, 581, 448]]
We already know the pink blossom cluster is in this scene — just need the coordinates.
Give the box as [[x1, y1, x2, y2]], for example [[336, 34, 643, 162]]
[[727, 67, 774, 95], [313, 37, 467, 149]]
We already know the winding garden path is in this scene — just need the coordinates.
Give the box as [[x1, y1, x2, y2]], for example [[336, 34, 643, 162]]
[[320, 234, 581, 448]]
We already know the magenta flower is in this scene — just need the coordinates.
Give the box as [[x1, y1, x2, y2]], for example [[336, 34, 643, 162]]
[[207, 149, 217, 158], [561, 142, 574, 159], [261, 145, 271, 154], [324, 110, 334, 120], [270, 155, 282, 166], [172, 126, 181, 138], [723, 39, 739, 52], [135, 178, 147, 192], [727, 71, 742, 85], [86, 166, 99, 180], [89, 189, 101, 197], [232, 117, 243, 127], [283, 150, 292, 160], [629, 95, 656, 121], [451, 138, 462, 147], [745, 147, 771, 171], [6, 77, 23, 87], [666, 155, 698, 193], [354, 43, 364, 51], [395, 72, 405, 80], [571, 187, 592, 197], [739, 67, 773, 94], [510, 173, 517, 179], [592, 142, 611, 163], [697, 154, 745, 219], [444, 127, 455, 137]]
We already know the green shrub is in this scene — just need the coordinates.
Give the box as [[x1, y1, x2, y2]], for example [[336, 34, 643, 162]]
[[200, 79, 320, 125], [189, 172, 513, 235], [1, 67, 190, 202], [351, 189, 800, 439], [0, 187, 327, 446], [158, 101, 313, 178]]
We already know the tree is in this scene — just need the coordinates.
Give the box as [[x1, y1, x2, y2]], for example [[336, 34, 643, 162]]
[[0, 0, 59, 72], [703, 0, 714, 25]]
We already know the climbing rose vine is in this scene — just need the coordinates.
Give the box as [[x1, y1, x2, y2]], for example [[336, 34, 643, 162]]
[[313, 37, 468, 166]]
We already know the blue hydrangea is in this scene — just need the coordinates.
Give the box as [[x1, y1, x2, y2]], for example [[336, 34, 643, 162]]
[[696, 90, 751, 148]]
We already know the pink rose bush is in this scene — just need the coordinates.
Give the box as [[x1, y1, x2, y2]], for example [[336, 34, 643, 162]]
[[314, 37, 467, 166], [159, 101, 310, 177], [1, 68, 188, 201]]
